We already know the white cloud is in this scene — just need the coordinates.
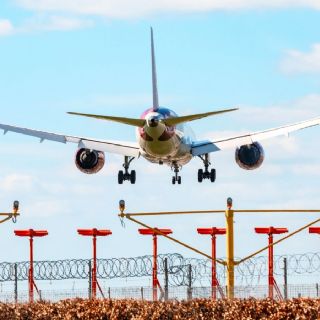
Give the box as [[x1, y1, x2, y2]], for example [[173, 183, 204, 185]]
[[0, 19, 14, 36], [238, 94, 320, 125], [0, 174, 36, 191], [14, 0, 320, 18], [281, 43, 320, 74], [20, 15, 93, 32], [0, 15, 92, 37]]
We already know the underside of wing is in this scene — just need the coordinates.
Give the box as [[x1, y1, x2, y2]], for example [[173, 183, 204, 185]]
[[192, 116, 320, 156], [0, 123, 140, 157]]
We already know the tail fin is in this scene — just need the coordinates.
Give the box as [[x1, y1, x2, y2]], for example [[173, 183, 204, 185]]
[[151, 27, 159, 111]]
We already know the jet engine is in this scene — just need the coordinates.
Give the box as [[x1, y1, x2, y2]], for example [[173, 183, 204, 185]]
[[75, 148, 105, 174], [235, 142, 264, 170]]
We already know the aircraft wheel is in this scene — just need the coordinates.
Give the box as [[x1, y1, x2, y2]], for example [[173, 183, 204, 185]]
[[130, 170, 136, 184], [210, 169, 216, 182], [172, 177, 176, 185], [118, 170, 124, 184], [177, 176, 181, 184], [198, 169, 203, 183]]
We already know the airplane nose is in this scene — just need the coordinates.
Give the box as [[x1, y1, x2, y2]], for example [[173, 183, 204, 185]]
[[147, 117, 159, 127]]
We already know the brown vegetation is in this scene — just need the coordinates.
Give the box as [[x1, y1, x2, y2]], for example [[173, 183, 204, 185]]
[[0, 298, 319, 320]]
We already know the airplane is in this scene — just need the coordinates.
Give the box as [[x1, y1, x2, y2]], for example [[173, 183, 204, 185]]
[[1, 28, 320, 185]]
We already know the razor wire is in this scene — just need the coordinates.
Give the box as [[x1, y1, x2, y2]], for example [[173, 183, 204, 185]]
[[0, 252, 319, 286]]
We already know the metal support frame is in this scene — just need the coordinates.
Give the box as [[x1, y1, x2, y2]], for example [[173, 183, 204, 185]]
[[14, 229, 48, 303], [225, 201, 234, 299], [0, 201, 20, 225], [118, 199, 320, 300], [283, 257, 288, 300], [138, 228, 172, 301], [14, 263, 18, 303], [164, 258, 169, 301], [77, 228, 112, 299], [187, 264, 192, 300]]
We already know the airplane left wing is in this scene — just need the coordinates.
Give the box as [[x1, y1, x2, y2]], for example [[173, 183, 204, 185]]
[[192, 116, 320, 156], [0, 123, 140, 157]]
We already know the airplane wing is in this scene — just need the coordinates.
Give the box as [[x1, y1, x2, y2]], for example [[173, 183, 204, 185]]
[[192, 116, 320, 156], [0, 123, 140, 157]]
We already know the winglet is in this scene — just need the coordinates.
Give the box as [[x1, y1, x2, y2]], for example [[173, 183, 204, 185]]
[[151, 27, 159, 111]]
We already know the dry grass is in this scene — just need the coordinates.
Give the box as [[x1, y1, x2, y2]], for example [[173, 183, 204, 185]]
[[0, 298, 319, 320]]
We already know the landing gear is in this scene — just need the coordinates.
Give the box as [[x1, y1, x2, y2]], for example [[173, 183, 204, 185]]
[[118, 156, 136, 184], [198, 154, 216, 183], [171, 163, 182, 185]]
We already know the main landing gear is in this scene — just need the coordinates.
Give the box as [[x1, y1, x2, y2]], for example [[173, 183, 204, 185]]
[[118, 156, 136, 184], [171, 163, 182, 185], [198, 154, 216, 183]]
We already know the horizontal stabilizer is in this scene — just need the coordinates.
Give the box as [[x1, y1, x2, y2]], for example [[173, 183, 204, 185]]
[[163, 108, 238, 126], [68, 112, 145, 127]]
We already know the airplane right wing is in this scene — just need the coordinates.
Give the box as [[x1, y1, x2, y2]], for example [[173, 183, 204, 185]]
[[192, 116, 320, 156], [0, 123, 140, 157]]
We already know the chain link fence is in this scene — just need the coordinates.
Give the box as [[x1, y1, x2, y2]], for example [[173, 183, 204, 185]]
[[0, 284, 319, 303]]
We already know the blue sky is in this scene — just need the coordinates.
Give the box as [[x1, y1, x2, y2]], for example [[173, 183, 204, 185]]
[[1, 0, 320, 289]]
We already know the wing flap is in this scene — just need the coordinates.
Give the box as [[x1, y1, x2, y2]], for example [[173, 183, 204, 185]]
[[0, 124, 67, 143], [0, 123, 140, 157], [77, 139, 140, 157], [192, 116, 320, 156]]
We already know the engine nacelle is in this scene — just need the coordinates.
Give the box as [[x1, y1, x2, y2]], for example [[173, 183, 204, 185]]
[[75, 148, 105, 174], [235, 142, 264, 170]]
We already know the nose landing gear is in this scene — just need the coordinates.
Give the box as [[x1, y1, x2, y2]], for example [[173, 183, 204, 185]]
[[171, 163, 182, 185], [198, 154, 216, 183], [118, 156, 136, 184]]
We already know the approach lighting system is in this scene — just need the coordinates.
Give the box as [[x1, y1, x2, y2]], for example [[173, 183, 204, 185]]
[[254, 226, 288, 299], [119, 200, 126, 214], [197, 227, 226, 299], [255, 227, 288, 235], [77, 228, 112, 298], [138, 228, 172, 236], [14, 229, 48, 238], [227, 197, 233, 209], [13, 201, 19, 214], [197, 227, 226, 235], [138, 227, 173, 301], [14, 228, 48, 303], [309, 227, 320, 234], [77, 229, 112, 237]]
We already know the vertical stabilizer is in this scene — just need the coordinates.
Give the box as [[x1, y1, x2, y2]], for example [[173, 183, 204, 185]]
[[151, 27, 159, 111]]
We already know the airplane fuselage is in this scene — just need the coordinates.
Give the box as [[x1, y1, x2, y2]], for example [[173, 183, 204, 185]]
[[137, 107, 193, 167]]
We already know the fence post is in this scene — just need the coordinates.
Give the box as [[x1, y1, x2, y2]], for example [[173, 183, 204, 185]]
[[187, 264, 192, 301], [108, 287, 111, 299], [141, 287, 144, 300], [164, 258, 169, 301], [283, 257, 288, 300], [316, 283, 319, 297], [88, 260, 92, 299], [14, 263, 18, 303]]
